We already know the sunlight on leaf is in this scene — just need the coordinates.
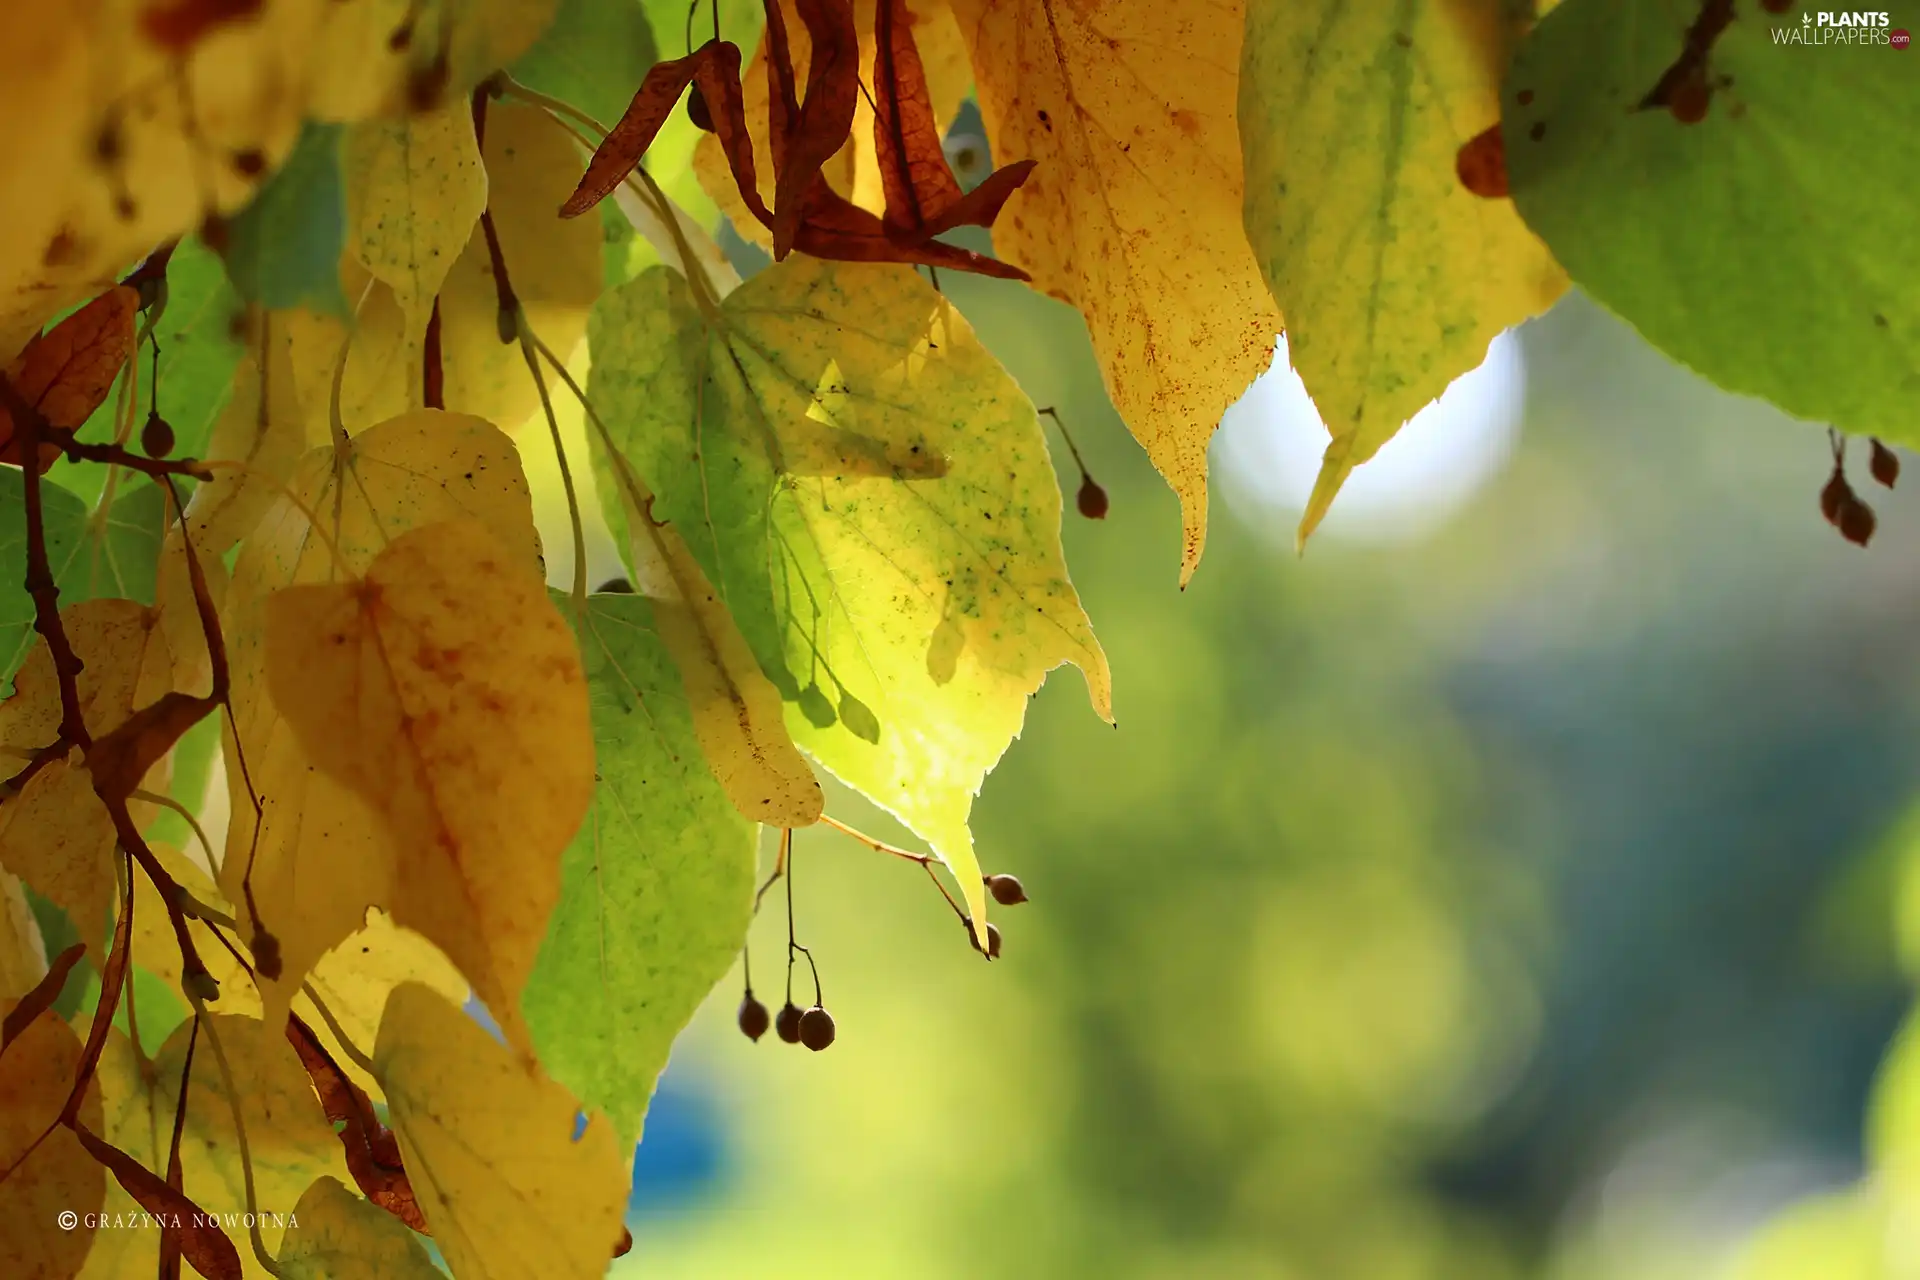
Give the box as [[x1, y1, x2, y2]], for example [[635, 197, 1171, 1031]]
[[952, 0, 1280, 583], [264, 519, 593, 1056], [589, 258, 1110, 936], [375, 981, 630, 1280], [279, 1175, 442, 1279], [526, 590, 757, 1144]]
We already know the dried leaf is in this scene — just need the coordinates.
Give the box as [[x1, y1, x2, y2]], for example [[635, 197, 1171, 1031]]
[[0, 287, 138, 472]]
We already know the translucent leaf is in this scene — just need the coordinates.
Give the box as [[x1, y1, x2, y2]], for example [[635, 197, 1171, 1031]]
[[1503, 0, 1919, 445], [0, 599, 174, 942], [223, 122, 352, 318], [588, 259, 1110, 934], [951, 0, 1281, 583], [511, 0, 661, 133], [0, 1007, 103, 1280], [374, 982, 630, 1280], [219, 409, 544, 1031], [263, 519, 593, 1055], [1240, 0, 1566, 546], [526, 590, 756, 1144], [344, 98, 488, 340], [278, 1176, 441, 1280]]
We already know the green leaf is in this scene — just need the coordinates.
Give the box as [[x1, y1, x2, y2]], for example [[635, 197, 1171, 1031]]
[[511, 0, 659, 134], [279, 1176, 442, 1280], [1503, 0, 1920, 443], [586, 260, 1111, 932], [525, 590, 754, 1146], [48, 238, 243, 508], [0, 473, 87, 691], [1239, 0, 1563, 546], [0, 473, 172, 692], [223, 121, 351, 318]]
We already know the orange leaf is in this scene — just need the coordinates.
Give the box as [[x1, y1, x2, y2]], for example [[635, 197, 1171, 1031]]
[[0, 285, 137, 474], [871, 0, 1034, 239], [138, 0, 265, 54], [792, 177, 1030, 279], [286, 1014, 431, 1233], [560, 42, 767, 225]]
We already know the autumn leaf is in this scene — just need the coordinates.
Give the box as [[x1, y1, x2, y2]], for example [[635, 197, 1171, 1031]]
[[219, 408, 545, 1032], [696, 0, 972, 244], [343, 97, 488, 341], [223, 121, 353, 318], [0, 287, 138, 473], [1240, 0, 1566, 546], [0, 1007, 103, 1280], [1502, 0, 1918, 447], [870, 0, 1033, 241], [263, 518, 594, 1056], [180, 326, 308, 560], [511, 0, 662, 135], [278, 1175, 442, 1280], [588, 258, 1110, 936], [374, 981, 630, 1280], [0, 599, 175, 944], [296, 912, 466, 1101], [525, 590, 757, 1143], [82, 1016, 347, 1279], [951, 0, 1280, 583], [595, 445, 825, 829], [0, 868, 48, 1002]]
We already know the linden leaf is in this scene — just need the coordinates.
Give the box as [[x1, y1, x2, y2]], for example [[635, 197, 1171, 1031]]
[[344, 98, 488, 341], [263, 519, 594, 1055], [1240, 0, 1566, 547], [595, 440, 825, 829], [0, 599, 174, 943], [438, 101, 606, 431], [525, 590, 756, 1144], [0, 1007, 103, 1280], [1503, 0, 1919, 446], [0, 286, 139, 473], [180, 324, 308, 559], [0, 473, 85, 689], [129, 843, 259, 1021], [588, 259, 1110, 935], [696, 0, 972, 242], [223, 121, 352, 318], [0, 867, 48, 1002], [373, 981, 630, 1280], [219, 409, 543, 1033], [278, 1176, 441, 1280], [295, 909, 467, 1102], [82, 1016, 346, 1280], [950, 0, 1282, 583], [511, 0, 662, 133]]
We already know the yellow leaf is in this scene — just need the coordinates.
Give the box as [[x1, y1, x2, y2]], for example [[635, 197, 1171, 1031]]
[[589, 260, 1109, 935], [307, 0, 562, 123], [0, 867, 48, 1001], [281, 260, 419, 442], [344, 97, 489, 340], [263, 519, 593, 1055], [294, 909, 467, 1101], [696, 0, 972, 246], [278, 1175, 442, 1279], [131, 842, 262, 1019], [0, 1007, 103, 1280], [218, 408, 544, 1031], [1238, 0, 1565, 546], [373, 981, 629, 1280], [0, 598, 173, 941], [82, 1016, 347, 1280], [599, 449, 824, 829], [183, 323, 310, 558], [950, 0, 1281, 584], [438, 101, 603, 430]]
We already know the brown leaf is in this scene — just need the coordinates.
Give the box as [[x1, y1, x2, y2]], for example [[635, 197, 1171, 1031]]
[[0, 285, 137, 473], [764, 0, 861, 257], [793, 178, 1031, 279], [0, 942, 84, 1052], [70, 1119, 243, 1280], [871, 0, 1034, 239], [138, 0, 265, 54], [560, 41, 766, 223], [286, 1012, 430, 1232]]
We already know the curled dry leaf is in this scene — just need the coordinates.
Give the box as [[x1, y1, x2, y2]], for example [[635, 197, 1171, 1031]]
[[0, 286, 138, 474]]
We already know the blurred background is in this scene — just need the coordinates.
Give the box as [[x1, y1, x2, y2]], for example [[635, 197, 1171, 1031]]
[[518, 97, 1920, 1280]]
